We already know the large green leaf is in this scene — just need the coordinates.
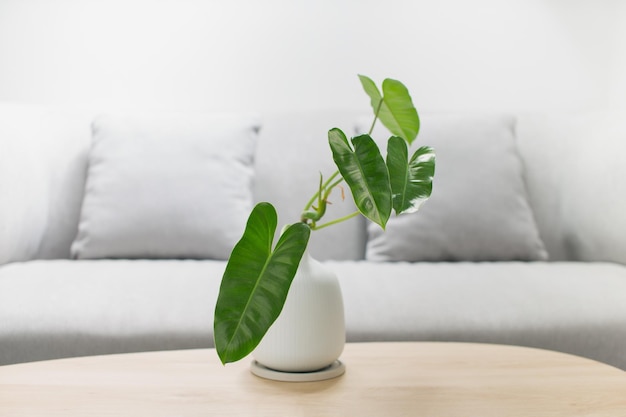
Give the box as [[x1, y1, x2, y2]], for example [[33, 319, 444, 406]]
[[359, 74, 384, 116], [328, 128, 391, 229], [358, 75, 420, 145], [214, 202, 311, 365], [387, 137, 435, 214]]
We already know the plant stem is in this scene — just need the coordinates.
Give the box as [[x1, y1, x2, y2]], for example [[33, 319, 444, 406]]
[[323, 177, 345, 200], [368, 99, 383, 135], [303, 170, 340, 212], [310, 211, 360, 231]]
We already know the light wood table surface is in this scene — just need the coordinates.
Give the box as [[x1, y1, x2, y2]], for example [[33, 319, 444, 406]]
[[1, 342, 625, 416]]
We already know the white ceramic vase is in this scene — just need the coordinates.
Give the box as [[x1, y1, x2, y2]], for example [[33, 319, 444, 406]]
[[252, 252, 345, 373]]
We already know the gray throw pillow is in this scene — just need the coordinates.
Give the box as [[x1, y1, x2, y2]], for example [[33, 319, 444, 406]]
[[71, 112, 260, 260], [361, 114, 548, 262]]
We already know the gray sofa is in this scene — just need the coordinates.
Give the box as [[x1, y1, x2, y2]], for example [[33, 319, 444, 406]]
[[1, 104, 625, 369]]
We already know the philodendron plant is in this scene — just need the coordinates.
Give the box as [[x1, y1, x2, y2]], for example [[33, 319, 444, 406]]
[[214, 75, 435, 365]]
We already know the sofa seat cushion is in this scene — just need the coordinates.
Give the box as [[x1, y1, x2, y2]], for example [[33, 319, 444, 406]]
[[329, 260, 626, 370], [1, 260, 625, 370], [0, 260, 222, 365]]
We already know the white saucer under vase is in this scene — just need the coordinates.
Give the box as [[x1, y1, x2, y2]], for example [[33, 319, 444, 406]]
[[252, 252, 345, 381], [250, 360, 346, 382]]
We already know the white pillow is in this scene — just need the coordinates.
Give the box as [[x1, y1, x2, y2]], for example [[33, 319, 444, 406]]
[[361, 114, 548, 262], [71, 112, 260, 260], [0, 103, 50, 264], [0, 103, 92, 264]]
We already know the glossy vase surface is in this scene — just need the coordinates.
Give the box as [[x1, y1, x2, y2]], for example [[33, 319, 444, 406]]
[[252, 252, 345, 373]]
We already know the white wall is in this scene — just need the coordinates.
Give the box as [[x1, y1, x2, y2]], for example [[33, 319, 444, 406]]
[[0, 0, 621, 114], [608, 2, 626, 109]]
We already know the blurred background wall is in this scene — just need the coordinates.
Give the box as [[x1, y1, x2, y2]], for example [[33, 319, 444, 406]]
[[0, 0, 622, 114]]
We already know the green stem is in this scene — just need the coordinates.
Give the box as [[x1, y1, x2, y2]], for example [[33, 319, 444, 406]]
[[303, 170, 341, 212], [301, 173, 346, 224], [368, 99, 383, 135], [323, 177, 344, 200], [310, 211, 360, 231]]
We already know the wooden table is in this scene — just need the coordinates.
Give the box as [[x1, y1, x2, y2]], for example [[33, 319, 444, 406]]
[[1, 342, 625, 416]]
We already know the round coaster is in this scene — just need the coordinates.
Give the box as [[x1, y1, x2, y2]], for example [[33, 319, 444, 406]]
[[250, 360, 346, 382]]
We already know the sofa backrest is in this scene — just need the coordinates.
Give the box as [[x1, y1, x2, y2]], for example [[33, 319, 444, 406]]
[[252, 110, 366, 261], [0, 105, 367, 263], [1, 104, 625, 264]]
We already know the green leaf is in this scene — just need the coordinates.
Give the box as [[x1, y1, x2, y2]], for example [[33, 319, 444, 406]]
[[328, 128, 392, 229], [214, 202, 311, 365], [358, 75, 420, 145], [358, 74, 383, 115], [387, 137, 435, 214]]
